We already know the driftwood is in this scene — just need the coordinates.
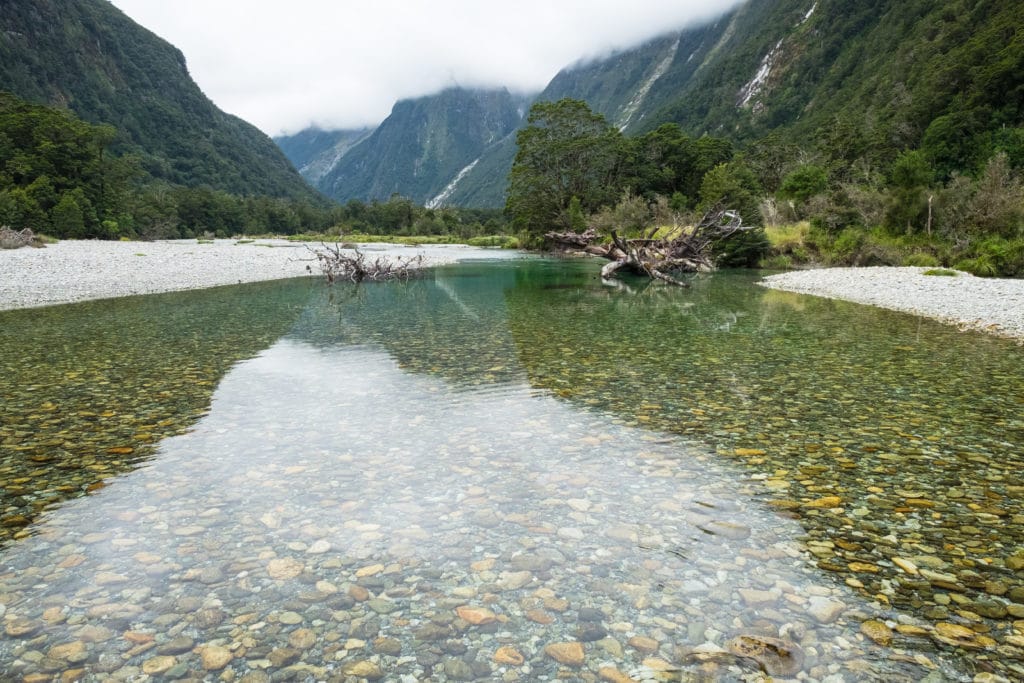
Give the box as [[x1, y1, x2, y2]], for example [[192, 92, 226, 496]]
[[0, 227, 35, 249], [546, 208, 750, 287], [312, 243, 424, 284]]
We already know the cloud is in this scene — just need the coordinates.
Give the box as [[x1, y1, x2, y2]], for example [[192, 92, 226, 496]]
[[110, 0, 744, 135]]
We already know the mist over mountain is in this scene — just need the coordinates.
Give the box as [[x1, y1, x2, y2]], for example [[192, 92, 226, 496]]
[[284, 0, 1022, 209]]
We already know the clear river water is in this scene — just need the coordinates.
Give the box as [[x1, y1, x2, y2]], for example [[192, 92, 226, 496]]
[[0, 259, 1022, 682]]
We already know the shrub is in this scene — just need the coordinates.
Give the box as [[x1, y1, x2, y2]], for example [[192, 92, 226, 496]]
[[903, 252, 940, 267], [954, 256, 998, 277], [765, 221, 811, 254], [760, 254, 794, 270], [832, 228, 865, 261]]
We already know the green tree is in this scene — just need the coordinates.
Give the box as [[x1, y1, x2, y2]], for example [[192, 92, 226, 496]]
[[506, 99, 624, 238], [886, 150, 934, 234], [51, 191, 85, 237], [698, 161, 768, 267], [780, 164, 829, 204]]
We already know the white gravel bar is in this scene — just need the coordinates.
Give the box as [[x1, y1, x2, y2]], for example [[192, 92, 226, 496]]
[[761, 266, 1024, 341], [0, 239, 518, 311]]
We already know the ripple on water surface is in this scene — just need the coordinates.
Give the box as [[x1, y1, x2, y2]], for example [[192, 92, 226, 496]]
[[0, 259, 1021, 682]]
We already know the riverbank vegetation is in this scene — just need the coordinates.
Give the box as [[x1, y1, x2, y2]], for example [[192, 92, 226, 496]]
[[504, 98, 1024, 277]]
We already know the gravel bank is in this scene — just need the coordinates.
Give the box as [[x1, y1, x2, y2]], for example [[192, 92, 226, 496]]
[[761, 266, 1024, 340], [0, 239, 518, 311]]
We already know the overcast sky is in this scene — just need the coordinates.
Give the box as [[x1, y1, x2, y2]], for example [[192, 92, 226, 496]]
[[109, 1, 743, 136]]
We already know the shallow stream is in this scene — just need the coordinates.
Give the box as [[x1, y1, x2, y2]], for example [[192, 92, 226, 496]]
[[1, 260, 1022, 682]]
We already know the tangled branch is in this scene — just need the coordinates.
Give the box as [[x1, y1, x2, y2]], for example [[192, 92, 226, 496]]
[[311, 243, 425, 284], [546, 207, 751, 287]]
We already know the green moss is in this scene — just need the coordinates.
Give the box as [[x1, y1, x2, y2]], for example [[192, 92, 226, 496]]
[[922, 268, 958, 276]]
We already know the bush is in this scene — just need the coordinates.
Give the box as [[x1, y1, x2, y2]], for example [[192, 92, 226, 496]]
[[712, 226, 770, 268], [961, 236, 1024, 277], [760, 254, 794, 270], [955, 256, 998, 277], [903, 252, 940, 267], [765, 221, 811, 254], [832, 228, 865, 261]]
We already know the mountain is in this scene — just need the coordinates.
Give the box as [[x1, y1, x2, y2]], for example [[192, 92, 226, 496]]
[[516, 0, 1023, 163], [286, 88, 528, 207], [300, 0, 1023, 208], [0, 0, 321, 203], [274, 127, 373, 185]]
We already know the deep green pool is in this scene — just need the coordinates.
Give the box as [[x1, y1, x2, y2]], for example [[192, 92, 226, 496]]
[[0, 259, 1021, 681]]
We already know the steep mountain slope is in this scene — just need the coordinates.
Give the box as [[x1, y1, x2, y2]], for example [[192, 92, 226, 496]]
[[312, 88, 527, 206], [554, 0, 1023, 166], [275, 0, 1023, 209], [445, 21, 738, 207], [0, 0, 321, 202], [442, 0, 1024, 207], [274, 127, 373, 185]]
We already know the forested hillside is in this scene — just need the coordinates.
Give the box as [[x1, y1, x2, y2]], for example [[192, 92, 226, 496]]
[[311, 88, 527, 206], [0, 0, 320, 202], [424, 0, 1024, 220]]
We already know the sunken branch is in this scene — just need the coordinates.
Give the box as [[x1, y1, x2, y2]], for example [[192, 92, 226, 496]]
[[546, 207, 751, 287], [312, 243, 424, 284]]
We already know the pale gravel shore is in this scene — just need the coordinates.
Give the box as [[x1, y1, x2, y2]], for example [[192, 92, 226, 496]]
[[0, 239, 519, 311], [761, 266, 1024, 341]]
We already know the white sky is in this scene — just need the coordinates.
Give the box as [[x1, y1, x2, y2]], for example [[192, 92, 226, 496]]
[[109, 1, 743, 136]]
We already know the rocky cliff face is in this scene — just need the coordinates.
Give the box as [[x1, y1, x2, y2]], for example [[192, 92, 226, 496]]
[[282, 88, 528, 206], [275, 128, 374, 185]]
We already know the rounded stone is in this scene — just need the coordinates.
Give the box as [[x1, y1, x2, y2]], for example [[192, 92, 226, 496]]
[[141, 655, 177, 675], [200, 645, 233, 670], [544, 641, 585, 666]]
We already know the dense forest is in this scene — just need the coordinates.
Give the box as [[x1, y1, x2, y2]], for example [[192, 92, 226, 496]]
[[504, 96, 1024, 276], [0, 92, 505, 240]]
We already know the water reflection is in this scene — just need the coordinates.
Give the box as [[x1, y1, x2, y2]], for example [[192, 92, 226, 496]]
[[0, 341, 961, 681], [0, 279, 315, 543], [0, 259, 1021, 682]]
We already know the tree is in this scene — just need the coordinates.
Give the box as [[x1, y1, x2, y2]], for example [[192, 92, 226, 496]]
[[506, 99, 625, 238], [779, 164, 828, 205], [627, 123, 697, 201], [967, 153, 1024, 237], [698, 161, 768, 267], [886, 150, 934, 234], [51, 191, 85, 237]]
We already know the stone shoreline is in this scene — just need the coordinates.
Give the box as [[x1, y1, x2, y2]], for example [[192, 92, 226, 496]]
[[0, 239, 517, 311], [760, 266, 1024, 341], [4, 245, 1021, 343]]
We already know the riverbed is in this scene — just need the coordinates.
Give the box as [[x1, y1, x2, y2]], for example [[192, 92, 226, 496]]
[[0, 260, 1021, 681]]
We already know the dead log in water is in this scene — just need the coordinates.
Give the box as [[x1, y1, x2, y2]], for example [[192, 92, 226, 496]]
[[546, 208, 751, 287], [311, 243, 425, 284]]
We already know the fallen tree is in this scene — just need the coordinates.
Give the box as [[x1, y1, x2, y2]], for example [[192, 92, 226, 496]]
[[311, 243, 424, 284], [545, 207, 752, 287], [0, 227, 36, 249]]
